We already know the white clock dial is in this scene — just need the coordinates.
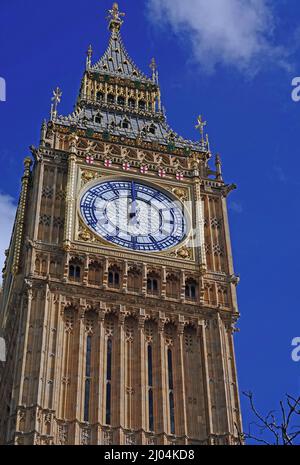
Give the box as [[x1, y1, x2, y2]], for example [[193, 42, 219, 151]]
[[80, 180, 187, 252]]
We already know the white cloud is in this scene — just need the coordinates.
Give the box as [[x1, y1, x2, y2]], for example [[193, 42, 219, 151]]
[[147, 0, 290, 74], [0, 194, 17, 282]]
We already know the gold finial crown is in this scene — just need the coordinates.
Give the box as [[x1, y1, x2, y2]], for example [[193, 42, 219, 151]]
[[107, 3, 125, 31]]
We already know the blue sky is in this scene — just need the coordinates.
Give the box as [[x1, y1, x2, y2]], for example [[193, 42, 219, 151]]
[[1, 0, 300, 442]]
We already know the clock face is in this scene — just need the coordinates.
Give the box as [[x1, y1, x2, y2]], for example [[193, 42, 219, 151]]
[[79, 179, 187, 252]]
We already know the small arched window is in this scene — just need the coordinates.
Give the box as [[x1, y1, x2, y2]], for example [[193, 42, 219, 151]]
[[94, 112, 102, 124], [117, 96, 125, 106], [108, 268, 120, 288], [88, 262, 102, 286], [122, 118, 130, 129], [147, 276, 158, 295], [127, 267, 141, 292], [149, 123, 156, 135], [107, 94, 115, 104], [69, 260, 82, 282], [106, 339, 112, 425], [148, 344, 154, 431], [185, 279, 197, 300], [167, 348, 175, 435], [166, 274, 179, 299], [128, 98, 135, 108], [96, 91, 103, 102], [139, 100, 146, 110]]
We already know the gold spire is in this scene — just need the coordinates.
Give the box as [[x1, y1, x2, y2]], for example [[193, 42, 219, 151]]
[[107, 3, 125, 32]]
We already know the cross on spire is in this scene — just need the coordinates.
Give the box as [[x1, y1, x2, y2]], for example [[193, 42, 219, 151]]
[[195, 115, 207, 142], [107, 3, 125, 32], [50, 87, 62, 120]]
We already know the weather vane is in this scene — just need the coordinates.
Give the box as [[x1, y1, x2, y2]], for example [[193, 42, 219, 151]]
[[107, 3, 125, 31], [195, 115, 207, 142], [50, 87, 62, 120]]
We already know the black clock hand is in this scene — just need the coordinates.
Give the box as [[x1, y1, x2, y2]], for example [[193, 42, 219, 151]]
[[129, 181, 137, 221]]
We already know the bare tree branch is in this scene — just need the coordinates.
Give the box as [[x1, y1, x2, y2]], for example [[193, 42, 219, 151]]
[[241, 392, 300, 445]]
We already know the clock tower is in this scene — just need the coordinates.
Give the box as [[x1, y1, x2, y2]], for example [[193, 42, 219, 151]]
[[0, 3, 242, 445]]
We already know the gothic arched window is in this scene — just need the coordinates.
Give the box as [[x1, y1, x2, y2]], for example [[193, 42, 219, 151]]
[[166, 274, 180, 299], [84, 335, 92, 422], [108, 266, 120, 288], [94, 112, 102, 124], [106, 339, 112, 425], [122, 118, 130, 129], [117, 96, 125, 106], [96, 91, 104, 102], [149, 123, 156, 135], [107, 93, 115, 104], [167, 348, 175, 435], [128, 98, 135, 108], [148, 344, 154, 431], [185, 278, 197, 300], [127, 267, 141, 292], [147, 273, 159, 295], [138, 100, 146, 110], [88, 261, 102, 286], [69, 259, 82, 282]]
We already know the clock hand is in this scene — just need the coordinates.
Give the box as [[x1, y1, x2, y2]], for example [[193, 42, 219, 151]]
[[129, 181, 137, 222]]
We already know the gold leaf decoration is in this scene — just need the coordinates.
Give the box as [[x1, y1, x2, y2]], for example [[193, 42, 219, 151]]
[[81, 170, 102, 186], [168, 245, 192, 260], [172, 187, 188, 201]]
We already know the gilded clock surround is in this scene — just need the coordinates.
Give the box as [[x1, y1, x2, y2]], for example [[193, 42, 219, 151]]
[[0, 3, 242, 446], [77, 175, 192, 255]]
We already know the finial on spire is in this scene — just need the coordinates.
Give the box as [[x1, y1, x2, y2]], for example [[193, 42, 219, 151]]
[[150, 58, 158, 84], [215, 153, 223, 181], [107, 3, 125, 32], [86, 44, 93, 69], [50, 87, 62, 120], [195, 115, 207, 143], [205, 133, 210, 153]]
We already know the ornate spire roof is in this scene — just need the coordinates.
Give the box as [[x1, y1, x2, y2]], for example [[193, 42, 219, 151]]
[[90, 30, 152, 84], [51, 3, 210, 156], [90, 3, 152, 84]]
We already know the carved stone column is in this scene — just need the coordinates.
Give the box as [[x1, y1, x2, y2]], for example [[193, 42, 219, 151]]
[[103, 258, 109, 289], [193, 179, 207, 271], [180, 270, 186, 302], [95, 306, 106, 444], [161, 266, 166, 299], [175, 318, 188, 441], [199, 321, 213, 444], [122, 260, 128, 293], [156, 313, 168, 444], [74, 301, 86, 444], [114, 308, 126, 444], [142, 264, 147, 296], [64, 148, 77, 250], [136, 310, 146, 443]]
